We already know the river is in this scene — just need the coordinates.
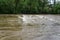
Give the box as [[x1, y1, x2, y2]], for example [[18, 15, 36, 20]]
[[0, 15, 60, 40]]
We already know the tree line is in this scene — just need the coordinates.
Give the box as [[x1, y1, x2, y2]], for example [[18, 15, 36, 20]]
[[0, 0, 60, 14]]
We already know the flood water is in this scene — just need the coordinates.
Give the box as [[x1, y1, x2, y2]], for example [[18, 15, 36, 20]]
[[0, 15, 60, 40]]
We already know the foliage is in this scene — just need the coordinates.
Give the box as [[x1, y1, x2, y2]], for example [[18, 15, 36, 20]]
[[0, 0, 60, 14], [0, 0, 15, 14]]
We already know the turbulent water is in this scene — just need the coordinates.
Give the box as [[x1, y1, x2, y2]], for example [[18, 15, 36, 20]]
[[0, 15, 60, 40]]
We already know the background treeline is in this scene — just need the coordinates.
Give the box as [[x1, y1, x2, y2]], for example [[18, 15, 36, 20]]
[[0, 0, 60, 14]]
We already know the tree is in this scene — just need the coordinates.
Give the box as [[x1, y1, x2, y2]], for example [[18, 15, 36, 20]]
[[54, 0, 56, 6], [15, 0, 19, 13], [0, 0, 15, 14]]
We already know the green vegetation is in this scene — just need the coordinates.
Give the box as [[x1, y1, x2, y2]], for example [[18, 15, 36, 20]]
[[0, 0, 60, 14], [0, 0, 15, 14]]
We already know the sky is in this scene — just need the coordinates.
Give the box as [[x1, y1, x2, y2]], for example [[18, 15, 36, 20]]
[[49, 0, 60, 4]]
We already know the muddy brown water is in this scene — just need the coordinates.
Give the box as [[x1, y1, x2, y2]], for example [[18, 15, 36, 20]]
[[0, 15, 60, 40]]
